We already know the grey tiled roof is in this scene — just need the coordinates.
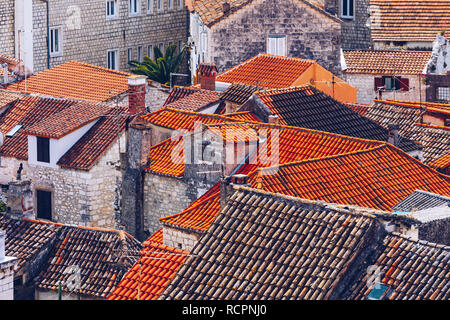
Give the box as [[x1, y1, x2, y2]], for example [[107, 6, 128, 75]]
[[161, 187, 381, 300], [392, 190, 450, 212]]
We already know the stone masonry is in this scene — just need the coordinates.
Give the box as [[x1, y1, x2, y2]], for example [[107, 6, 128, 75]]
[[201, 0, 343, 75], [162, 226, 200, 251], [0, 134, 126, 229], [3, 0, 189, 73], [344, 73, 426, 104], [0, 0, 15, 57]]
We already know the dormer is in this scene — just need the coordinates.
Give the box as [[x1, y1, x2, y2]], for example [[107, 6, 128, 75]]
[[24, 102, 109, 168]]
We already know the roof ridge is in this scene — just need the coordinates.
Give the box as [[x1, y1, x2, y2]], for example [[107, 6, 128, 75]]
[[255, 84, 315, 96], [416, 123, 450, 131], [388, 231, 450, 250], [142, 240, 190, 255], [231, 185, 379, 220]]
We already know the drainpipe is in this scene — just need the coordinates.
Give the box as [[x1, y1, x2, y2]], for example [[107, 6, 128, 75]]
[[39, 0, 50, 69]]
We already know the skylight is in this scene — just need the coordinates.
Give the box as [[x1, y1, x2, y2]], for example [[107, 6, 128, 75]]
[[6, 124, 23, 138]]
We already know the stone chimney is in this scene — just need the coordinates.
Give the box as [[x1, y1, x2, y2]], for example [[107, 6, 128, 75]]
[[222, 2, 231, 14], [0, 230, 18, 300], [6, 180, 34, 219], [388, 124, 400, 147], [197, 63, 218, 91], [220, 174, 249, 209], [268, 115, 280, 125], [127, 75, 147, 114]]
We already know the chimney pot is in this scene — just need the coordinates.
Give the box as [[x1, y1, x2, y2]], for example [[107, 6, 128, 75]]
[[197, 63, 218, 91], [127, 75, 147, 114]]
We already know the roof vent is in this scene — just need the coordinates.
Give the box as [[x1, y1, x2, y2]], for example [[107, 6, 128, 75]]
[[222, 2, 231, 14]]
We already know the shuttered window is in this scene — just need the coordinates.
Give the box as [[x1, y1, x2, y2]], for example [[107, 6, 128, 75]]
[[37, 137, 50, 163], [267, 35, 287, 56], [374, 77, 409, 92]]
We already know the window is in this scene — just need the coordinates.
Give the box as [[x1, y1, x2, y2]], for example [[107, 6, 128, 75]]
[[267, 35, 286, 56], [37, 137, 50, 163], [50, 27, 62, 56], [341, 0, 354, 19], [147, 0, 153, 13], [201, 32, 207, 53], [129, 0, 140, 15], [137, 46, 143, 62], [107, 49, 119, 70], [147, 45, 154, 59], [157, 0, 162, 11], [36, 189, 52, 221], [437, 87, 450, 102], [106, 0, 117, 18], [128, 48, 133, 62], [178, 40, 182, 53], [178, 0, 182, 8], [168, 0, 172, 9], [158, 43, 164, 52], [374, 77, 409, 92]]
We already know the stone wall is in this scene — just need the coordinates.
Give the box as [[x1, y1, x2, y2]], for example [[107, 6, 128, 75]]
[[418, 218, 450, 246], [0, 134, 125, 229], [344, 73, 426, 104], [324, 0, 372, 50], [29, 0, 189, 73], [163, 226, 200, 251], [0, 0, 15, 56], [206, 0, 343, 75], [0, 259, 16, 300]]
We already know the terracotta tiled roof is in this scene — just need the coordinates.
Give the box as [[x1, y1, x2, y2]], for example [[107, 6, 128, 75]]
[[365, 101, 450, 163], [344, 103, 371, 116], [384, 99, 450, 116], [37, 226, 142, 299], [57, 107, 129, 170], [220, 83, 261, 105], [216, 54, 315, 88], [0, 91, 22, 110], [142, 107, 259, 131], [146, 121, 383, 177], [0, 214, 62, 270], [0, 94, 129, 170], [343, 50, 431, 74], [7, 60, 131, 102], [0, 54, 21, 73], [192, 0, 341, 27], [428, 153, 450, 171], [106, 240, 188, 300], [23, 102, 110, 139], [0, 95, 75, 160], [346, 234, 450, 300], [370, 0, 450, 42], [160, 187, 380, 300], [146, 136, 185, 177], [255, 86, 419, 152], [163, 86, 199, 106], [165, 89, 222, 112], [148, 228, 163, 244], [255, 144, 450, 211]]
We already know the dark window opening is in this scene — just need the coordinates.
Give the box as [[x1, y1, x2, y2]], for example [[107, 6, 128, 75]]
[[37, 137, 50, 163], [36, 190, 52, 221]]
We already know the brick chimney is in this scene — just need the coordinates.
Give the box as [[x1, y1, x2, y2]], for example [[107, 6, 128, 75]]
[[197, 63, 218, 91], [220, 174, 249, 209], [127, 75, 147, 114]]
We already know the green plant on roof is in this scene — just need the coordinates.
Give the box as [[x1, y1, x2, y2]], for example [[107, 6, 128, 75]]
[[0, 201, 6, 213], [128, 44, 187, 86]]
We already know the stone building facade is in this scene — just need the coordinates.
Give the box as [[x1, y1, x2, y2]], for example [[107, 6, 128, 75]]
[[323, 0, 372, 50], [0, 134, 125, 229], [1, 0, 189, 73], [190, 0, 343, 76], [0, 1, 15, 57], [345, 73, 426, 105]]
